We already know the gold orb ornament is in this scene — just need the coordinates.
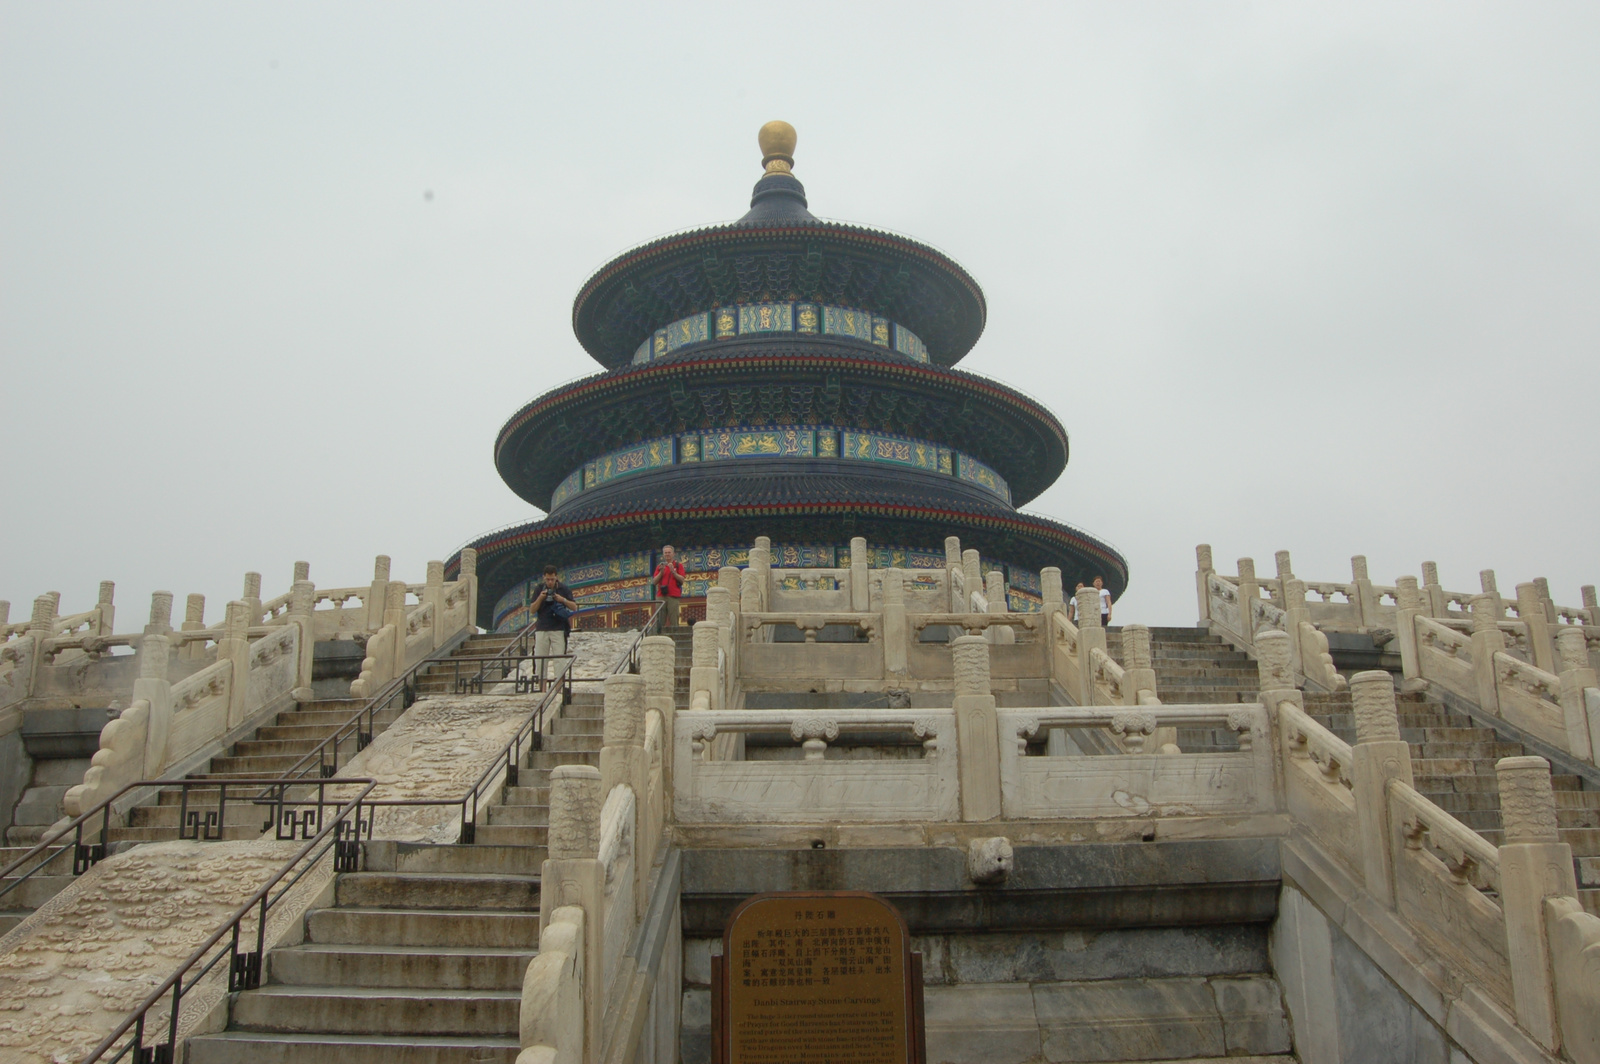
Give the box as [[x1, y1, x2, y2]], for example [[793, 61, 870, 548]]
[[759, 120, 797, 175]]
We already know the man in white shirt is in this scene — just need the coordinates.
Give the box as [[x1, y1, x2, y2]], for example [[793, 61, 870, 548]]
[[1093, 576, 1112, 626]]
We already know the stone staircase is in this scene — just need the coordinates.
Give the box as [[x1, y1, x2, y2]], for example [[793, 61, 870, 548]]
[[188, 659, 629, 1061], [1105, 627, 1259, 752], [0, 633, 513, 939], [187, 842, 539, 1063], [1303, 690, 1600, 914]]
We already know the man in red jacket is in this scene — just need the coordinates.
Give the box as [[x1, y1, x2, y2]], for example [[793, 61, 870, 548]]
[[652, 544, 687, 627]]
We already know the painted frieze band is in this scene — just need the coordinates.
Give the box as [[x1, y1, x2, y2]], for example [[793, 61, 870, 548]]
[[632, 302, 930, 366]]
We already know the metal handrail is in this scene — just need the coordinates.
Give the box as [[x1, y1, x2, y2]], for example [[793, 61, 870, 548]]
[[271, 626, 472, 783], [82, 780, 377, 1064], [610, 601, 666, 676], [0, 777, 379, 908], [456, 616, 540, 693]]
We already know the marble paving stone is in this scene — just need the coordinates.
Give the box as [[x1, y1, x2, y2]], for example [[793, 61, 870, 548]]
[[924, 983, 1042, 1064], [1033, 978, 1226, 1063]]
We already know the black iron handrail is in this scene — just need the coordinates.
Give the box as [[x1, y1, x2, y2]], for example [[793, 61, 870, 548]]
[[451, 652, 574, 696], [610, 601, 665, 676], [0, 777, 378, 909], [81, 780, 377, 1064], [272, 626, 472, 783], [455, 615, 539, 692]]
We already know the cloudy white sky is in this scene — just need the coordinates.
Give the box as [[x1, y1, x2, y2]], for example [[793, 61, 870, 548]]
[[2, 3, 1596, 628]]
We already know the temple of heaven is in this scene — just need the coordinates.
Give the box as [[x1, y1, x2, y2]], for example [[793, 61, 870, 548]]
[[451, 121, 1127, 632]]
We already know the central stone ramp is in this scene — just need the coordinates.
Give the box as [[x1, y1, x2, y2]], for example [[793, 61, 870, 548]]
[[186, 844, 538, 1064]]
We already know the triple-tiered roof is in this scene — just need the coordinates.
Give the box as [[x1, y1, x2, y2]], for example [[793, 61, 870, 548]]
[[454, 122, 1126, 629]]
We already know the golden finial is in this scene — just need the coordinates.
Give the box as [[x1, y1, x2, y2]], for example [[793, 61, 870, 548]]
[[759, 120, 797, 175]]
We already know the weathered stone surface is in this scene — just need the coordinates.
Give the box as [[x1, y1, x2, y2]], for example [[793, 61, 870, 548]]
[[0, 839, 330, 1064], [336, 694, 546, 842], [925, 983, 1041, 1064]]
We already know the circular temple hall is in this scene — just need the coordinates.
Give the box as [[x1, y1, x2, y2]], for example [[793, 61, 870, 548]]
[[451, 122, 1127, 631]]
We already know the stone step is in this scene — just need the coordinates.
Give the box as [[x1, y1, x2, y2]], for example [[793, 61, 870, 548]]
[[255, 723, 360, 742], [527, 750, 598, 770], [550, 718, 604, 736], [190, 1030, 522, 1062], [228, 738, 332, 759], [502, 786, 550, 806], [308, 907, 541, 949], [0, 845, 74, 875], [129, 804, 273, 829], [0, 912, 30, 935], [207, 753, 318, 775], [230, 984, 519, 1036], [334, 872, 539, 911], [386, 844, 543, 877], [107, 824, 262, 843], [268, 943, 535, 990], [542, 735, 602, 753], [486, 806, 548, 828], [0, 874, 75, 909], [471, 825, 550, 849], [921, 975, 1291, 1063]]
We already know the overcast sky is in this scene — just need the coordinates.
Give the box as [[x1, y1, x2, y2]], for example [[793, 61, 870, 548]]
[[2, 3, 1596, 629]]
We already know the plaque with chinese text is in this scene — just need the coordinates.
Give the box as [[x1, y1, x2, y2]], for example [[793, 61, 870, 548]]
[[714, 891, 923, 1064]]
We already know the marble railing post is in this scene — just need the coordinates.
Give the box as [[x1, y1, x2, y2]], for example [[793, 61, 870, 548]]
[[1350, 671, 1412, 909], [1121, 624, 1158, 705], [640, 635, 676, 791], [717, 566, 741, 595], [458, 548, 478, 631], [293, 560, 311, 584], [600, 673, 650, 918], [751, 537, 772, 613], [1195, 544, 1215, 625], [706, 586, 734, 676], [424, 560, 446, 647], [1350, 556, 1377, 628], [1517, 583, 1557, 673], [1075, 587, 1105, 706], [1041, 567, 1064, 619], [145, 591, 174, 637], [29, 592, 59, 639], [1272, 550, 1294, 607], [136, 633, 175, 775], [1255, 629, 1301, 714], [1556, 628, 1600, 763], [539, 763, 604, 1064], [962, 550, 982, 612], [984, 570, 1013, 645], [95, 581, 116, 637], [1237, 558, 1260, 643], [180, 594, 206, 660], [945, 537, 964, 613], [882, 570, 908, 680], [1582, 586, 1598, 627], [289, 581, 316, 701], [847, 536, 870, 613], [1481, 569, 1506, 620], [242, 572, 263, 626], [1394, 577, 1427, 692], [1495, 756, 1578, 1053], [738, 570, 763, 643], [1470, 594, 1507, 715], [1283, 579, 1310, 681], [951, 635, 999, 821], [690, 621, 720, 715], [368, 555, 392, 631], [220, 600, 252, 728], [1533, 577, 1557, 624], [1421, 561, 1446, 618]]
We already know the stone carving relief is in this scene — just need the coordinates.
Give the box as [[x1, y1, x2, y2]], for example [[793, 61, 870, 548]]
[[334, 694, 548, 843], [0, 839, 328, 1064]]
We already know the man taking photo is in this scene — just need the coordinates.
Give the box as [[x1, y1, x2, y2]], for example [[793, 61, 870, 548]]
[[531, 565, 578, 688], [652, 544, 687, 627]]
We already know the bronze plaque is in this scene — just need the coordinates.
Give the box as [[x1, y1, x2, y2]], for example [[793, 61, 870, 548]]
[[719, 891, 916, 1064]]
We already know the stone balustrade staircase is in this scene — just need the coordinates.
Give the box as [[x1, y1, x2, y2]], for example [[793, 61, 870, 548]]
[[187, 646, 652, 1062], [0, 633, 515, 940], [1302, 690, 1600, 915]]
